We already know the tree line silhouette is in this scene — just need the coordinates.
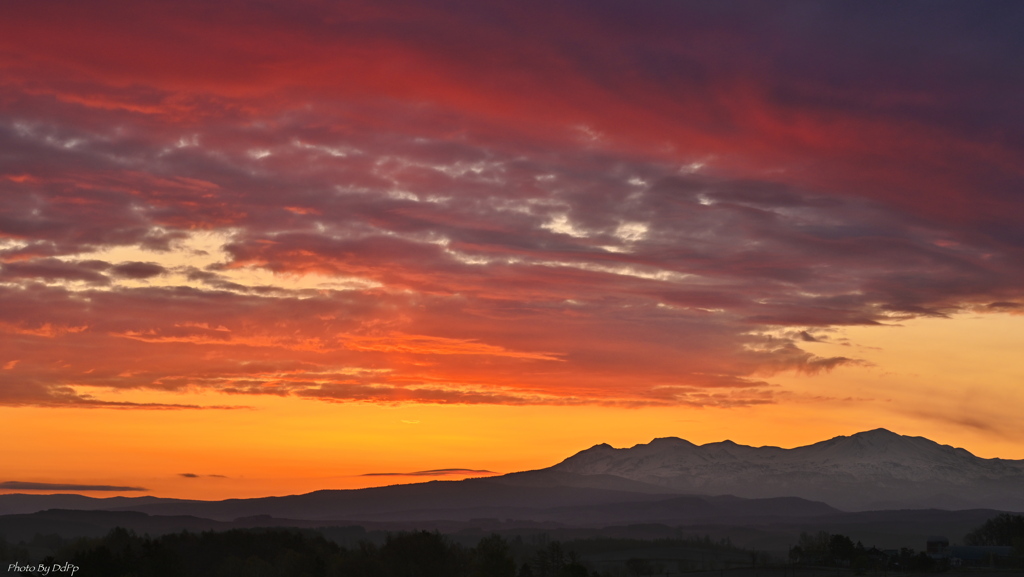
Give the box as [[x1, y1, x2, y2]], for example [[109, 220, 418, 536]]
[[4, 512, 1020, 576], [2, 526, 762, 577], [6, 527, 594, 577], [965, 513, 1024, 551]]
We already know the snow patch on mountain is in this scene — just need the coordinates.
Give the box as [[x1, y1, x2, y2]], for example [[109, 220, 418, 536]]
[[548, 429, 1024, 511]]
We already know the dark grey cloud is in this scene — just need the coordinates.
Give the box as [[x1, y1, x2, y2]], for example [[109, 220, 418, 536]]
[[179, 473, 227, 478], [0, 258, 109, 285], [0, 481, 146, 491], [110, 261, 166, 279]]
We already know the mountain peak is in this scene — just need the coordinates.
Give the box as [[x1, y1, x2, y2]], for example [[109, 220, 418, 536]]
[[577, 442, 614, 457], [813, 428, 918, 454], [854, 428, 899, 438], [646, 437, 696, 447]]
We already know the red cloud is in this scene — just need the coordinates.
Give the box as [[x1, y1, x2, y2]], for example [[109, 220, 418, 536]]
[[1, 1, 1022, 409]]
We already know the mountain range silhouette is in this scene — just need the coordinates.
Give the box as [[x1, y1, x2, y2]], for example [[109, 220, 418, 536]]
[[2, 429, 1022, 529]]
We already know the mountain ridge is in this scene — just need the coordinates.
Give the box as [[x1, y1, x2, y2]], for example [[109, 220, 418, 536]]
[[550, 429, 1024, 511], [2, 429, 1021, 519]]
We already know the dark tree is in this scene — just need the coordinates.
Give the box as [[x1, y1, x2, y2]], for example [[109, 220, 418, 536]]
[[966, 513, 1024, 547], [788, 545, 803, 563], [472, 534, 516, 577], [561, 550, 589, 577], [381, 531, 464, 577], [829, 534, 857, 562], [530, 541, 565, 577]]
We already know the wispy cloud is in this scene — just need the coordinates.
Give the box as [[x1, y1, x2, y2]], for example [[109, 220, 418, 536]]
[[361, 468, 497, 477], [1, 481, 146, 491], [179, 473, 227, 478]]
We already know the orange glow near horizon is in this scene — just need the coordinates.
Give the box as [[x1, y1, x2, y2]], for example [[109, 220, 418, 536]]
[[3, 312, 1023, 500]]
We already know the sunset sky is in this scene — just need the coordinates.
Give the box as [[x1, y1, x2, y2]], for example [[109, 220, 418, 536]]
[[2, 1, 1023, 500]]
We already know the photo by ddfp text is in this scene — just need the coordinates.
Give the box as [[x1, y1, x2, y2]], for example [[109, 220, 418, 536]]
[[6, 562, 79, 576]]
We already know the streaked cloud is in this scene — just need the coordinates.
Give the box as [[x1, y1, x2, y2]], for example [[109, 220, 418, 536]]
[[361, 468, 497, 477], [179, 473, 227, 479], [0, 481, 147, 491]]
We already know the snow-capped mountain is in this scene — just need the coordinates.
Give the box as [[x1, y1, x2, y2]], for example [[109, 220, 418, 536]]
[[547, 429, 1024, 511]]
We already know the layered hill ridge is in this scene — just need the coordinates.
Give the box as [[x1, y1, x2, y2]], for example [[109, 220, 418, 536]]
[[2, 429, 1021, 523], [0, 473, 837, 525], [550, 429, 1024, 511]]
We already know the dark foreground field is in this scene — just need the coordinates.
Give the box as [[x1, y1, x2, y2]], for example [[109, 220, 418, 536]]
[[4, 524, 1023, 577]]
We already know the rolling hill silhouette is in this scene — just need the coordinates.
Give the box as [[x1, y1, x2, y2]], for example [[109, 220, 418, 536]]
[[2, 429, 1021, 528]]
